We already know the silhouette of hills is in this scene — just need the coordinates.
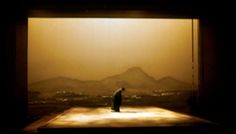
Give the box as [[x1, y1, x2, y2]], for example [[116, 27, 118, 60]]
[[102, 66, 157, 89], [29, 67, 193, 98]]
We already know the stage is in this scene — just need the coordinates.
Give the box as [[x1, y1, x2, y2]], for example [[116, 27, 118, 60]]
[[24, 107, 221, 134]]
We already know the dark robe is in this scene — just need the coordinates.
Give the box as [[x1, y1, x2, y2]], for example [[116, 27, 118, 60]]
[[111, 88, 124, 112]]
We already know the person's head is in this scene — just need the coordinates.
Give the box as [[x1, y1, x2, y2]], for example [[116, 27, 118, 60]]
[[121, 87, 125, 91]]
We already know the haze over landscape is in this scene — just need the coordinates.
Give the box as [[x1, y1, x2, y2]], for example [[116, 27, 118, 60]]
[[28, 66, 195, 116], [27, 18, 199, 120], [29, 66, 193, 98], [28, 18, 198, 85]]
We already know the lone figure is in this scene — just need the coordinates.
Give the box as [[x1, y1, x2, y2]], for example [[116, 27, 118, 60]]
[[111, 87, 125, 112]]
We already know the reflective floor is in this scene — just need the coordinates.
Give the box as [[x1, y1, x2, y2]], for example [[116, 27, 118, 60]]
[[42, 107, 214, 128]]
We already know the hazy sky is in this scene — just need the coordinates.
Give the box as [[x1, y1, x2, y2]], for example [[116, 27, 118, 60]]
[[28, 18, 198, 84]]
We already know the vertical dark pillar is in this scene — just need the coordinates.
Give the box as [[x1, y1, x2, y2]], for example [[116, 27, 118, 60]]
[[4, 2, 28, 133], [199, 16, 235, 126], [198, 18, 220, 120], [15, 16, 28, 130]]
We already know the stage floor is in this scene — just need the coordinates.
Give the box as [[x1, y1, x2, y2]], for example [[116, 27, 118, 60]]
[[23, 107, 222, 134], [39, 107, 215, 128]]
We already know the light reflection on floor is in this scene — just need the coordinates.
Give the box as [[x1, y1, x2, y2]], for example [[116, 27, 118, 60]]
[[44, 107, 213, 128]]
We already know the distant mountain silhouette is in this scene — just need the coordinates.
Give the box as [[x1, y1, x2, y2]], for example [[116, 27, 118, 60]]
[[29, 67, 193, 98], [102, 66, 157, 89]]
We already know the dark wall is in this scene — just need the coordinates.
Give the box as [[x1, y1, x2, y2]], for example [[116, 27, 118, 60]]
[[3, 0, 235, 133], [3, 1, 28, 133], [198, 17, 235, 126]]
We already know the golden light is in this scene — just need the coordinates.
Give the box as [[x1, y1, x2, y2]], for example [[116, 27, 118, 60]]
[[28, 18, 199, 84], [44, 107, 213, 128]]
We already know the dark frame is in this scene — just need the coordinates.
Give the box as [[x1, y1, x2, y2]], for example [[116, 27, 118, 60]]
[[4, 1, 234, 133]]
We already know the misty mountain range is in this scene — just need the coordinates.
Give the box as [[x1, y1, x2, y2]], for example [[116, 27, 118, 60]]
[[29, 67, 193, 98]]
